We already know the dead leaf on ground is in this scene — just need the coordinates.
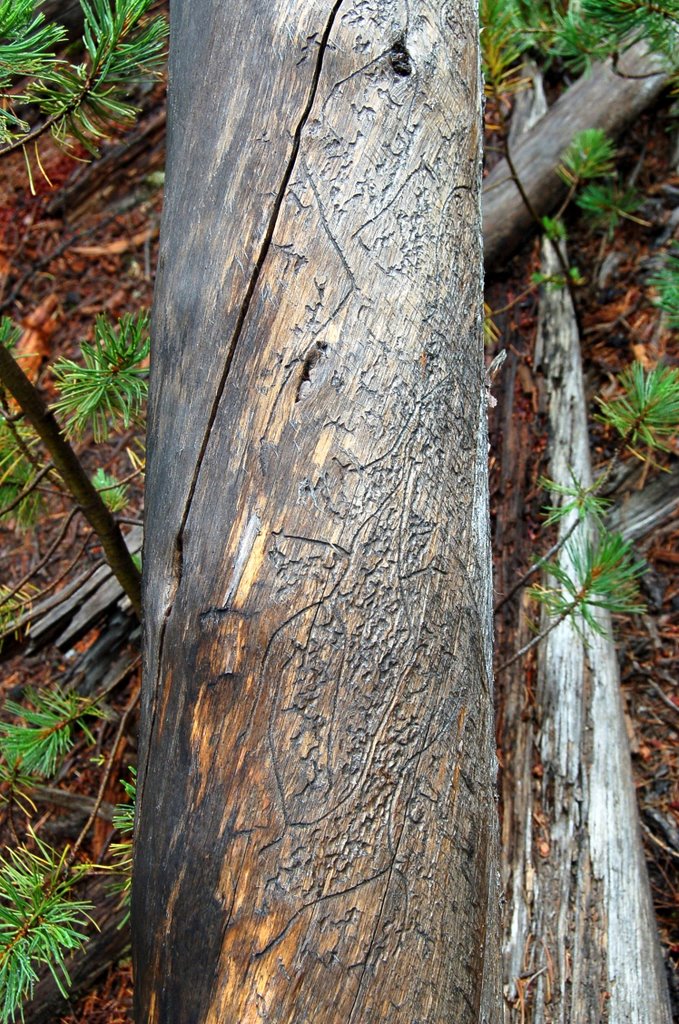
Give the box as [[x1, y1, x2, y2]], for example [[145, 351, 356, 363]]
[[15, 293, 60, 381], [71, 224, 158, 257]]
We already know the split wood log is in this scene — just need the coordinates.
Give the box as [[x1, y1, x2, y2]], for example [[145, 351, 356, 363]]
[[133, 3, 501, 1022], [500, 238, 671, 1022], [4, 526, 143, 657], [483, 44, 670, 272]]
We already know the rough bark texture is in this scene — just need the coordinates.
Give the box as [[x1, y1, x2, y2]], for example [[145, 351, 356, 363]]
[[134, 2, 500, 1022], [483, 44, 669, 272], [500, 239, 671, 1023]]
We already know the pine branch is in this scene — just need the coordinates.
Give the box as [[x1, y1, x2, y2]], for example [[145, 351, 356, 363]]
[[52, 312, 149, 442], [0, 684, 106, 778], [497, 531, 646, 670], [0, 341, 141, 617], [0, 0, 168, 159], [0, 834, 93, 1021]]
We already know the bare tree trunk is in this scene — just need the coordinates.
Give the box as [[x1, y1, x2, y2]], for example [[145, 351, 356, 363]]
[[133, 2, 501, 1022]]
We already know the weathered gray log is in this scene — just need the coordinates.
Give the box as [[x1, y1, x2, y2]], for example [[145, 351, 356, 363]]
[[134, 2, 500, 1022], [11, 526, 142, 655], [607, 460, 679, 541], [500, 238, 671, 1022], [483, 44, 669, 271]]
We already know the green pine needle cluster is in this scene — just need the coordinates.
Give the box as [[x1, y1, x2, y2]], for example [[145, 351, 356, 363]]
[[538, 473, 612, 527], [0, 763, 36, 818], [107, 768, 136, 914], [0, 422, 43, 528], [597, 361, 679, 454], [0, 0, 168, 158], [557, 129, 617, 185], [480, 0, 530, 94], [575, 181, 643, 233], [555, 0, 679, 73], [112, 768, 135, 837], [557, 129, 643, 236], [530, 532, 646, 636], [0, 320, 21, 353], [0, 834, 92, 1022], [91, 467, 129, 512], [0, 586, 35, 646], [480, 0, 678, 88], [0, 3, 65, 143], [0, 687, 105, 778], [0, 317, 44, 528], [649, 244, 679, 329], [530, 360, 678, 648], [52, 311, 149, 442]]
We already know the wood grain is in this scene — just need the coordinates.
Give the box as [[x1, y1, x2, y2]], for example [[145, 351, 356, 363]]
[[134, 2, 501, 1022], [501, 238, 671, 1024]]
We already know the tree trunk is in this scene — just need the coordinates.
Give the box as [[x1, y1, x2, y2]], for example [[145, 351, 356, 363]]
[[133, 2, 500, 1022]]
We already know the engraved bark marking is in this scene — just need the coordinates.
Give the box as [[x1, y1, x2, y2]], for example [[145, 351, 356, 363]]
[[304, 163, 358, 290], [251, 865, 391, 961], [139, 0, 346, 810], [345, 688, 442, 1023], [450, 705, 468, 816]]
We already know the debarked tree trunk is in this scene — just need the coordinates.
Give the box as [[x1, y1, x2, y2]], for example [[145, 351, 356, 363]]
[[133, 3, 501, 1022]]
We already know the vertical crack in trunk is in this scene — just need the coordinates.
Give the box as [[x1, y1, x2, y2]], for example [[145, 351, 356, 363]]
[[139, 0, 345, 805], [175, 0, 345, 586]]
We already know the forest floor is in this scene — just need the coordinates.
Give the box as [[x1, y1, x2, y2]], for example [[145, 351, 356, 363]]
[[0, 29, 676, 1024]]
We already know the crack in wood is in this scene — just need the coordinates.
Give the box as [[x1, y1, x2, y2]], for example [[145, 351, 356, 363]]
[[295, 340, 328, 402], [172, 0, 346, 590], [139, 0, 346, 811]]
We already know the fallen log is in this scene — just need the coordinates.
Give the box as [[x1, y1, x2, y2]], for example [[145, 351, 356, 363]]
[[483, 44, 670, 272], [500, 238, 671, 1022], [134, 2, 501, 1021]]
